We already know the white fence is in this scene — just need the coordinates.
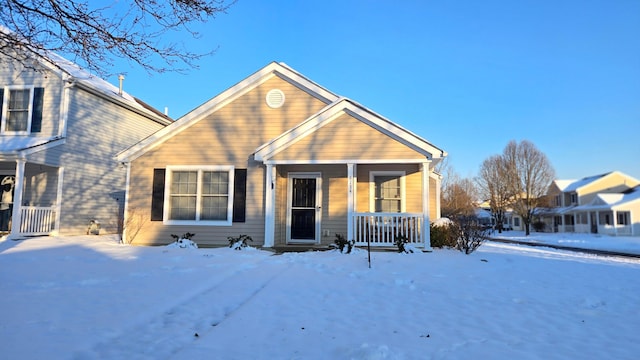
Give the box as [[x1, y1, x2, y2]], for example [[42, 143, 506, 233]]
[[20, 206, 56, 235], [353, 212, 424, 247]]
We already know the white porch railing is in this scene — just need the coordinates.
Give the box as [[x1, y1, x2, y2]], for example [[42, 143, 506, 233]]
[[353, 212, 424, 247], [560, 225, 575, 233], [20, 206, 56, 235], [600, 225, 632, 236]]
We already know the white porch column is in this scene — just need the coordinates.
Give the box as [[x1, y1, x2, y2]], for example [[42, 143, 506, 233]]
[[8, 159, 25, 240], [264, 164, 276, 248], [433, 173, 441, 219], [347, 163, 355, 241], [52, 167, 64, 236], [421, 162, 431, 250]]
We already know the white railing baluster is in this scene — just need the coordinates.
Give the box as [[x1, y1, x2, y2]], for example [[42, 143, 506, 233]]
[[352, 212, 424, 247], [19, 206, 56, 235]]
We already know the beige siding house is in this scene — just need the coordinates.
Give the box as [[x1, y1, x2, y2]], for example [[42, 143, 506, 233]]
[[117, 62, 447, 248], [541, 171, 640, 236], [0, 49, 172, 239]]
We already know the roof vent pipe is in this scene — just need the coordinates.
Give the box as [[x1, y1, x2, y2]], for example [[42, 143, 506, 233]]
[[118, 74, 125, 96]]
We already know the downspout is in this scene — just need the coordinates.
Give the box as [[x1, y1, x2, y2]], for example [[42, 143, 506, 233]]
[[59, 75, 75, 138]]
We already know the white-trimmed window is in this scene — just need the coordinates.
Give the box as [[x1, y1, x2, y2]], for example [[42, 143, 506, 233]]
[[1, 86, 34, 134], [617, 212, 630, 226], [570, 193, 578, 205], [370, 171, 406, 213], [164, 166, 234, 225]]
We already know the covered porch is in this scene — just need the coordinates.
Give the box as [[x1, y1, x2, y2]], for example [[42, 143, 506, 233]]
[[571, 208, 634, 236], [262, 161, 439, 249], [0, 159, 60, 239]]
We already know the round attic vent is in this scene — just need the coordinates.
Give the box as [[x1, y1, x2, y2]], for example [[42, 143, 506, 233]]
[[266, 89, 285, 108]]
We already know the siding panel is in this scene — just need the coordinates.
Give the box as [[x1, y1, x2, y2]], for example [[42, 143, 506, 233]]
[[127, 76, 330, 245], [272, 113, 427, 161]]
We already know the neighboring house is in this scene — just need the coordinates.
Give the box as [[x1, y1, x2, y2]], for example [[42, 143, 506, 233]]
[[0, 45, 172, 239], [116, 62, 447, 249], [541, 171, 640, 236], [475, 202, 518, 231], [570, 186, 640, 236]]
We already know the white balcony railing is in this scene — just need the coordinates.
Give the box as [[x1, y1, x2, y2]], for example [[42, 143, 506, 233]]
[[353, 212, 424, 247], [20, 206, 56, 235]]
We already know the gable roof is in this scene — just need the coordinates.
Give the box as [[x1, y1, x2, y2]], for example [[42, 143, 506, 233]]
[[573, 186, 640, 211], [253, 97, 446, 163], [553, 179, 576, 192], [117, 62, 447, 164], [116, 62, 340, 162], [563, 172, 610, 192]]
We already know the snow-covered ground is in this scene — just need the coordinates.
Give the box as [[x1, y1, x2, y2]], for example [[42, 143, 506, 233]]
[[1, 233, 639, 359], [491, 230, 640, 255]]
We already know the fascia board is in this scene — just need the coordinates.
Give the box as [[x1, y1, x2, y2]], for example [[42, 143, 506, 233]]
[[342, 101, 447, 159], [254, 101, 346, 160], [21, 137, 66, 156], [255, 99, 446, 162]]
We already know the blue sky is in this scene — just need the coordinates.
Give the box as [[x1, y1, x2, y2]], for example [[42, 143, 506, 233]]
[[108, 0, 640, 181]]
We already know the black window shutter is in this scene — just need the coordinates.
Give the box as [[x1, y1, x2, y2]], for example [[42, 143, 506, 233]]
[[30, 87, 44, 133], [0, 89, 4, 118], [151, 169, 166, 221], [233, 169, 247, 222]]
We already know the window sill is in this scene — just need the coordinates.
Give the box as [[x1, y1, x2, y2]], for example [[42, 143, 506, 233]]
[[163, 220, 232, 226]]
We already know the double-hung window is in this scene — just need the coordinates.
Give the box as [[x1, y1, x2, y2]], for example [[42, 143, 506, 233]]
[[370, 171, 406, 213], [617, 212, 630, 226], [1, 87, 34, 134], [165, 166, 234, 225]]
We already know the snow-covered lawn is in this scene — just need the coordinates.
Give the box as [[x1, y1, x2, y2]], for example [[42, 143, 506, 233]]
[[491, 230, 640, 255], [1, 234, 639, 359]]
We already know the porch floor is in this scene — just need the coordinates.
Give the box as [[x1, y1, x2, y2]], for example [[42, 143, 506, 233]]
[[269, 245, 431, 254]]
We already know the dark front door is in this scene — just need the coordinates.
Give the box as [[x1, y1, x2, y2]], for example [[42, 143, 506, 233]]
[[288, 174, 320, 243]]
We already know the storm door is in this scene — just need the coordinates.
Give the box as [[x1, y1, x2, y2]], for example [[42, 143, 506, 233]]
[[287, 173, 321, 244]]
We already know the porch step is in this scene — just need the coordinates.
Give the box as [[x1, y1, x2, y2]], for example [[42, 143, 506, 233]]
[[271, 245, 331, 254]]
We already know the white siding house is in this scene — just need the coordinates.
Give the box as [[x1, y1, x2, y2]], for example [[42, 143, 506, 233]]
[[1, 47, 171, 239]]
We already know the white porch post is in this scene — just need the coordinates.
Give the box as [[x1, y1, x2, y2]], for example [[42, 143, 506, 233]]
[[433, 173, 441, 219], [421, 162, 431, 250], [347, 163, 355, 241], [613, 210, 618, 236], [8, 159, 25, 240], [264, 164, 276, 248], [52, 167, 64, 236]]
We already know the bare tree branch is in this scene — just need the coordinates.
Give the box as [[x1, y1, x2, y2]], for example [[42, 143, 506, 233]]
[[0, 0, 235, 77], [504, 140, 555, 235]]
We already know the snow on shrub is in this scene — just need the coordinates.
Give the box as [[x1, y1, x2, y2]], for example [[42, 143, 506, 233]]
[[329, 233, 355, 254], [227, 234, 253, 250], [432, 217, 453, 227], [167, 233, 198, 249]]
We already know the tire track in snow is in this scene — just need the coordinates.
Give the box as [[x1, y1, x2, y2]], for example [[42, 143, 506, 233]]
[[73, 257, 288, 360]]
